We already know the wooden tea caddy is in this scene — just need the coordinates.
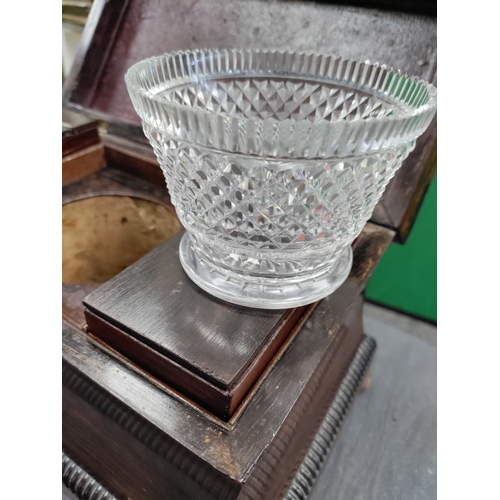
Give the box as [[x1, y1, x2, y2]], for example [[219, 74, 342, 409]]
[[62, 1, 436, 498]]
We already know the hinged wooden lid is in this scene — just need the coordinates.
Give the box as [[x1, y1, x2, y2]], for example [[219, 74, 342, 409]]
[[63, 0, 436, 240]]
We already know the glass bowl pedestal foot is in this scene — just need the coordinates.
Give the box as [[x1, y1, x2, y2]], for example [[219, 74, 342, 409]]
[[179, 232, 353, 309]]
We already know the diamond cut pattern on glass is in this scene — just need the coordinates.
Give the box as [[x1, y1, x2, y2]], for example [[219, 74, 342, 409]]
[[164, 78, 400, 123], [144, 124, 412, 256]]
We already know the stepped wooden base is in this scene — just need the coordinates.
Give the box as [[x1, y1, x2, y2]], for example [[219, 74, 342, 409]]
[[63, 336, 376, 500], [63, 225, 392, 500], [83, 231, 316, 421]]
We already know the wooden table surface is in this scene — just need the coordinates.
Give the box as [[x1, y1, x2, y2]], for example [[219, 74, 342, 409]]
[[62, 304, 437, 500]]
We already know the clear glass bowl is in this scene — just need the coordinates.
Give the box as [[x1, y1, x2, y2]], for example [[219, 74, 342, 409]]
[[125, 49, 437, 309]]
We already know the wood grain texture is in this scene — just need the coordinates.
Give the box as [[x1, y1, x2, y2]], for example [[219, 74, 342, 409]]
[[85, 303, 312, 420], [63, 312, 436, 500], [81, 219, 393, 419], [84, 230, 309, 390], [103, 138, 166, 188], [62, 143, 106, 187], [238, 296, 365, 500], [63, 222, 394, 486], [62, 319, 362, 499], [63, 129, 100, 157], [63, 362, 239, 500], [63, 283, 100, 331], [62, 333, 376, 500]]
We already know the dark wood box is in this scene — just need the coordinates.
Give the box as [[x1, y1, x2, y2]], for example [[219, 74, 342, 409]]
[[62, 1, 436, 498]]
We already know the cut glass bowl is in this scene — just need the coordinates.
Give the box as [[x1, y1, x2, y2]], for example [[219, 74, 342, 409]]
[[125, 48, 437, 309]]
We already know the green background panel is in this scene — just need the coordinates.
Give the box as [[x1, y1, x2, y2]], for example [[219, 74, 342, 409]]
[[365, 174, 437, 322]]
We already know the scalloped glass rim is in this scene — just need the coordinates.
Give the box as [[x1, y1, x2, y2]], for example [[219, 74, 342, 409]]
[[125, 48, 437, 160]]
